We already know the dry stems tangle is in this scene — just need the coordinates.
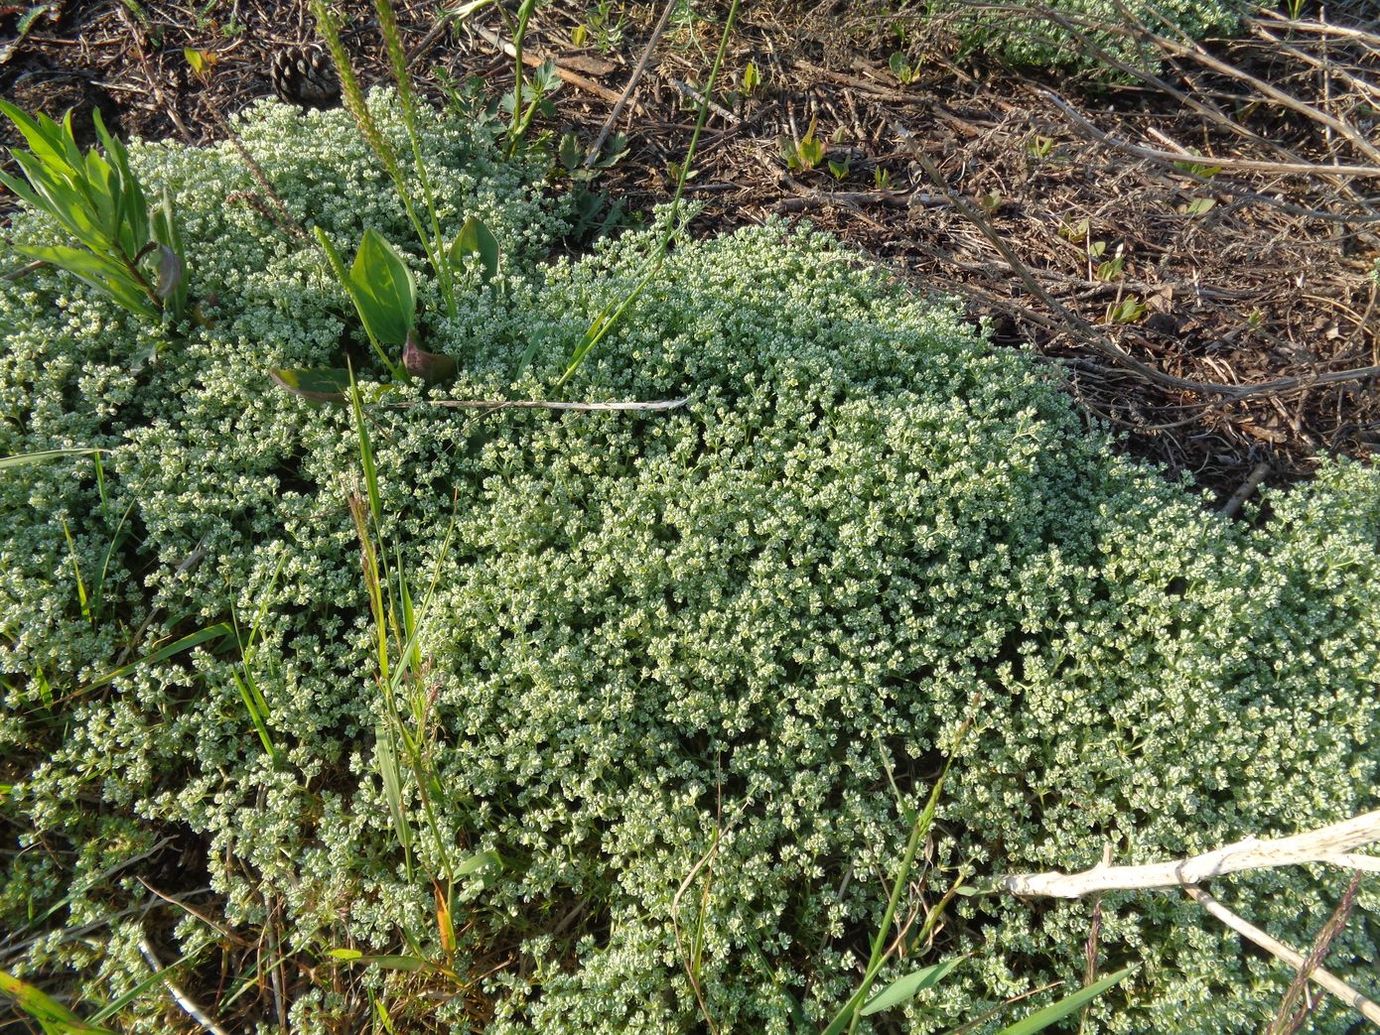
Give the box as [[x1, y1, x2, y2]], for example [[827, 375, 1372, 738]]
[[1003, 810, 1380, 1025]]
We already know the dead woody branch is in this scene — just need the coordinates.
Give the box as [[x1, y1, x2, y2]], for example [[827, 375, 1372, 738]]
[[1003, 810, 1380, 897]]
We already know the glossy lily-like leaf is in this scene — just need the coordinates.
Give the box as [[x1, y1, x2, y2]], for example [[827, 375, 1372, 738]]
[[349, 227, 416, 347], [448, 214, 499, 284]]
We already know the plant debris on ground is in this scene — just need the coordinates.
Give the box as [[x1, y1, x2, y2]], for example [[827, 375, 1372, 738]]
[[4, 0, 1377, 502]]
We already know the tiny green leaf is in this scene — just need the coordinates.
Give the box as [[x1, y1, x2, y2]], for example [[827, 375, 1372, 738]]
[[326, 948, 364, 961], [183, 47, 218, 81], [558, 131, 582, 171]]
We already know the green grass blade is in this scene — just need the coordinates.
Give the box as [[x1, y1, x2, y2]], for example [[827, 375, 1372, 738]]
[[349, 376, 383, 529], [0, 447, 108, 471], [992, 967, 1136, 1035], [86, 622, 235, 691], [0, 968, 112, 1033], [375, 726, 414, 880], [861, 958, 964, 1017], [60, 518, 91, 623]]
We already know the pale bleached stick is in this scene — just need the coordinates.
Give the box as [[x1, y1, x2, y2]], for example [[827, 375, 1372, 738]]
[[387, 397, 689, 413], [1003, 810, 1380, 897], [1182, 886, 1380, 1026]]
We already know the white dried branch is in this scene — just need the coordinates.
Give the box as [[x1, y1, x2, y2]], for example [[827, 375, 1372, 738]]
[[1182, 886, 1380, 1026], [1003, 810, 1380, 898], [402, 397, 689, 413], [138, 937, 230, 1035]]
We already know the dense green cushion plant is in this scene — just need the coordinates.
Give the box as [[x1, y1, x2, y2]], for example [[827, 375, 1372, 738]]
[[1, 93, 1376, 1033], [921, 0, 1243, 74]]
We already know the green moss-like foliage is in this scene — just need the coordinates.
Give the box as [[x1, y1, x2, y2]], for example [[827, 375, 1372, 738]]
[[923, 0, 1243, 75], [1, 94, 1377, 1033]]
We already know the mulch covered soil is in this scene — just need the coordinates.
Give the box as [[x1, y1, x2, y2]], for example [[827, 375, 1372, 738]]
[[3, 0, 1378, 506]]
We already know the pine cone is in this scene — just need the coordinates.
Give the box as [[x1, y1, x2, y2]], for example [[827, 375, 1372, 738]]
[[270, 45, 341, 109]]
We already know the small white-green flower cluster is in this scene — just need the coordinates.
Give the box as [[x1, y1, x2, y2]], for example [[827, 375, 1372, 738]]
[[925, 0, 1240, 74], [1, 93, 1376, 1033]]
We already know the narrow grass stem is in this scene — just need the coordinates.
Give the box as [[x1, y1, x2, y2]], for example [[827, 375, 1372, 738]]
[[555, 0, 741, 388], [506, 0, 541, 154]]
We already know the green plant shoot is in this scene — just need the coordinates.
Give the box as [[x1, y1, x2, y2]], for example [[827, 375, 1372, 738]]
[[0, 101, 187, 322]]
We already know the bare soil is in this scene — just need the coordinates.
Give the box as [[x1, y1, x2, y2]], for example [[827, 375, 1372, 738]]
[[3, 0, 1378, 505]]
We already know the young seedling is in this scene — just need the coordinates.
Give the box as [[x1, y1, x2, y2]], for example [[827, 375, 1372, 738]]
[[781, 116, 826, 173], [0, 101, 188, 323]]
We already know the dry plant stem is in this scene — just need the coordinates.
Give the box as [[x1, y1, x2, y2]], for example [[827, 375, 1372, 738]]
[[1044, 90, 1380, 179], [670, 79, 741, 125], [1148, 28, 1380, 166], [1182, 885, 1380, 1027], [1326, 853, 1380, 873], [1270, 871, 1365, 1035], [906, 145, 1239, 398], [1003, 810, 1380, 897], [909, 142, 1380, 401], [470, 24, 630, 107], [137, 937, 230, 1035], [1218, 461, 1272, 518], [671, 832, 722, 1035], [117, 6, 193, 144], [201, 105, 309, 240], [388, 397, 688, 412], [587, 0, 678, 163], [1247, 11, 1380, 47], [773, 190, 945, 212]]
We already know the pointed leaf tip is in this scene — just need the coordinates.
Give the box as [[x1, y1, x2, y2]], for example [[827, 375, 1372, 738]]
[[269, 367, 352, 404]]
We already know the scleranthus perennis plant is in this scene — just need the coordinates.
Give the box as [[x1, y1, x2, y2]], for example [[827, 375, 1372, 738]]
[[0, 93, 1376, 1035]]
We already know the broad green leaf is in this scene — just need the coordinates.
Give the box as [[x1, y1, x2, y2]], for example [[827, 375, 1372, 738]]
[[861, 958, 963, 1016], [455, 849, 503, 878], [355, 955, 425, 972], [269, 368, 351, 404], [993, 967, 1135, 1035], [348, 228, 415, 347], [448, 215, 499, 283], [326, 948, 427, 972], [0, 165, 42, 210], [0, 100, 76, 176], [0, 968, 112, 1033], [10, 151, 102, 245], [376, 728, 414, 860], [93, 109, 148, 250]]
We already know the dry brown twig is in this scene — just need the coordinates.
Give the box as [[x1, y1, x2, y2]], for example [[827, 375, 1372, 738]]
[[586, 0, 678, 162]]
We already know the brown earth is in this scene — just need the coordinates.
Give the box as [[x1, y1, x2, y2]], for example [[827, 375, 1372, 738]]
[[2, 0, 1378, 508]]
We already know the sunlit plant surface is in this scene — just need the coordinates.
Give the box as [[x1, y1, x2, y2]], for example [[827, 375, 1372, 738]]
[[0, 88, 1376, 1034]]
